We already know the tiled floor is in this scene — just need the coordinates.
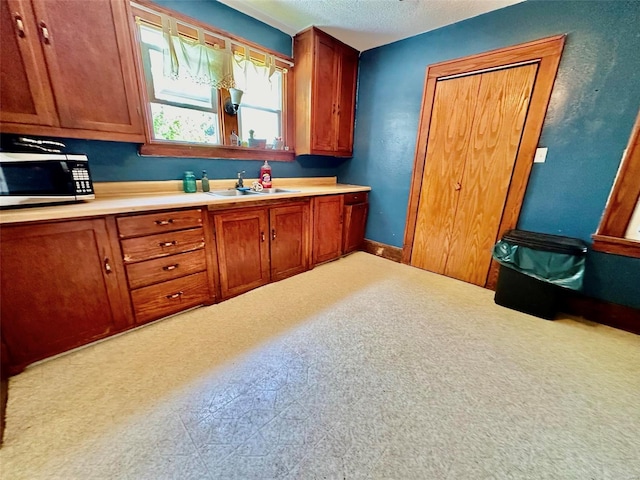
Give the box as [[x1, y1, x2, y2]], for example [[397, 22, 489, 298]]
[[1, 252, 639, 479]]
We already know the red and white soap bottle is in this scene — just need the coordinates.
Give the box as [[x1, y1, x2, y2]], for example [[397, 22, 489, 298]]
[[259, 160, 272, 188]]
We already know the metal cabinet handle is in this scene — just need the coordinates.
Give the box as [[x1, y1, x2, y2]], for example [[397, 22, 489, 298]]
[[14, 15, 25, 38], [159, 240, 177, 247], [272, 228, 276, 240], [261, 231, 265, 242], [166, 291, 183, 299], [155, 219, 174, 226], [162, 264, 179, 271], [454, 182, 462, 191], [39, 21, 50, 44], [104, 257, 112, 274]]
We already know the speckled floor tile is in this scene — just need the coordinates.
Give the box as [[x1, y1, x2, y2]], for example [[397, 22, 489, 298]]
[[1, 252, 638, 480]]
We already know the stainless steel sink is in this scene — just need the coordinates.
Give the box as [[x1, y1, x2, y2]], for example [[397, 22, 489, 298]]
[[256, 188, 301, 194], [207, 189, 260, 197]]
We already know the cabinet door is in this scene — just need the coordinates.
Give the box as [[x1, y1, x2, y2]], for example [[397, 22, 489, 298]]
[[30, 0, 143, 136], [312, 195, 344, 265], [335, 46, 358, 155], [214, 208, 270, 298], [270, 203, 310, 281], [0, 218, 130, 371], [311, 34, 339, 152], [343, 202, 368, 254], [0, 0, 58, 126]]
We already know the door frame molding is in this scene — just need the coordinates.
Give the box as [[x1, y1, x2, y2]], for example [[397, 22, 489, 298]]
[[402, 35, 566, 288]]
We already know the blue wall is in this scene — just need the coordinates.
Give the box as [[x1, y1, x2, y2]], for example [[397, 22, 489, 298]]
[[0, 0, 343, 183], [339, 0, 640, 308]]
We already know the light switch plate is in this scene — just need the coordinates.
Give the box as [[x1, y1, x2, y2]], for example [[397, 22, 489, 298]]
[[534, 147, 548, 163]]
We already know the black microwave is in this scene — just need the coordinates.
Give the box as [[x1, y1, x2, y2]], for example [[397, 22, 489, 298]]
[[0, 152, 95, 208]]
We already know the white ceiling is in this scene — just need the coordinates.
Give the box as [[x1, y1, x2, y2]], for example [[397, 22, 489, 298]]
[[218, 0, 524, 52]]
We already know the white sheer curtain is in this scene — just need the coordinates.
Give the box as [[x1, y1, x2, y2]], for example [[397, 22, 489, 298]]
[[232, 46, 278, 93], [161, 15, 235, 89]]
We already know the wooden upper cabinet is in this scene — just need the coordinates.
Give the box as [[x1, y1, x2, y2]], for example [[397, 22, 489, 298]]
[[336, 50, 358, 154], [0, 0, 58, 126], [0, 0, 144, 142], [294, 27, 359, 157]]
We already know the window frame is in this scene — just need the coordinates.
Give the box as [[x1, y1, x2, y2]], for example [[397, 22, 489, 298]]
[[130, 1, 295, 161], [592, 108, 640, 259], [140, 39, 220, 114]]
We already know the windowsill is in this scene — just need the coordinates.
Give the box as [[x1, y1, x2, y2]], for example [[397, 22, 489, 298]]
[[591, 234, 640, 259], [139, 141, 296, 161]]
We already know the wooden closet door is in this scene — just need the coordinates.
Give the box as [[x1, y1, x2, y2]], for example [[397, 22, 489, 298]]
[[445, 64, 538, 285], [411, 74, 481, 273]]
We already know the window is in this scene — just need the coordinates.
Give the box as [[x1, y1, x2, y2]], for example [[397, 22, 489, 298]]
[[139, 24, 221, 145], [235, 61, 283, 146], [592, 108, 640, 258], [131, 2, 294, 161]]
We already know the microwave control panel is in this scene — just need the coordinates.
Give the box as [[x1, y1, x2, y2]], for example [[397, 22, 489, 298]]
[[71, 164, 94, 195]]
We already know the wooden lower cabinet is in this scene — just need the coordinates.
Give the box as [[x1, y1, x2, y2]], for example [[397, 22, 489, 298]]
[[0, 218, 131, 373], [117, 208, 214, 324], [343, 192, 369, 254], [270, 204, 310, 281], [130, 272, 210, 324], [214, 208, 271, 299], [0, 193, 368, 373], [312, 195, 344, 265], [214, 201, 310, 298]]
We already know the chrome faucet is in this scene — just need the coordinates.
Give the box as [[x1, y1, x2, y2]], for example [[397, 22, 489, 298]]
[[235, 171, 245, 188]]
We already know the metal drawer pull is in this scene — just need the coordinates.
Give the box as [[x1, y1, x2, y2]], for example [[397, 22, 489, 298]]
[[159, 241, 177, 247], [166, 291, 183, 299], [162, 264, 179, 271], [155, 219, 174, 225], [14, 15, 25, 37], [104, 257, 112, 274], [261, 232, 265, 242], [39, 21, 50, 44], [272, 228, 276, 240]]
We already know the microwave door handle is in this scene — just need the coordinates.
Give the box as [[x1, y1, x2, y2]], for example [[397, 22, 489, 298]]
[[13, 142, 61, 153], [17, 137, 65, 147]]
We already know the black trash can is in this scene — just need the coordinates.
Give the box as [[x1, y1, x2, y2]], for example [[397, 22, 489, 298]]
[[492, 230, 588, 320]]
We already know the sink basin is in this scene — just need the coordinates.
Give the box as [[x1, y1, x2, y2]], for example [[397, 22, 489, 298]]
[[256, 188, 301, 194], [207, 189, 260, 197]]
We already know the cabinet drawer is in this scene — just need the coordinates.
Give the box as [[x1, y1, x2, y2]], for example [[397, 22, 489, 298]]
[[117, 209, 203, 238], [131, 272, 210, 323], [121, 228, 205, 263], [126, 249, 207, 289], [343, 192, 368, 205]]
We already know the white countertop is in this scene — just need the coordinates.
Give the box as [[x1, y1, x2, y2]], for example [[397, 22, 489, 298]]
[[0, 178, 370, 225]]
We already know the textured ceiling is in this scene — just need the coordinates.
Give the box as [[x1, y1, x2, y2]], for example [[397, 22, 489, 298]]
[[218, 0, 524, 52]]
